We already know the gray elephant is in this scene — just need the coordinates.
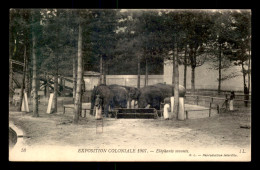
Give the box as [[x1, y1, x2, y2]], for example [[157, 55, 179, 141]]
[[91, 84, 140, 117], [108, 84, 140, 108], [137, 83, 186, 110], [90, 84, 114, 117], [108, 84, 129, 108]]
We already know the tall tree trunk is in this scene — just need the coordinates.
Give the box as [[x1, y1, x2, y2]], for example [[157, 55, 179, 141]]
[[103, 59, 107, 85], [137, 55, 141, 89], [9, 60, 13, 99], [183, 45, 187, 89], [173, 43, 181, 120], [73, 56, 77, 101], [46, 73, 50, 99], [18, 46, 27, 111], [248, 50, 251, 92], [25, 56, 30, 97], [99, 55, 103, 84], [191, 66, 196, 94], [73, 16, 83, 124], [32, 27, 39, 117], [79, 57, 85, 115], [28, 69, 32, 98], [44, 72, 47, 96], [9, 22, 13, 100], [171, 52, 175, 96], [53, 10, 60, 113], [190, 48, 196, 94], [242, 61, 246, 90], [218, 44, 222, 95], [53, 71, 58, 113], [145, 58, 148, 87]]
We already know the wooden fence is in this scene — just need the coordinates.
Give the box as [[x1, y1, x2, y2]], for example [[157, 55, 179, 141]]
[[185, 94, 251, 113]]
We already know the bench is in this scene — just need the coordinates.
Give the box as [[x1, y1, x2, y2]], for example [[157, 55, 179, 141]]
[[115, 108, 158, 119], [63, 103, 91, 117]]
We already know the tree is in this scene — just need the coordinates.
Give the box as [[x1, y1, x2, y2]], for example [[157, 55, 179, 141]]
[[183, 11, 213, 94], [161, 10, 186, 119], [87, 9, 119, 85], [173, 40, 181, 119], [183, 45, 188, 89], [73, 11, 83, 124], [31, 10, 40, 117], [116, 10, 165, 87], [39, 9, 80, 111], [206, 11, 238, 94], [73, 55, 77, 100], [227, 10, 251, 94], [17, 46, 27, 111], [9, 9, 31, 100]]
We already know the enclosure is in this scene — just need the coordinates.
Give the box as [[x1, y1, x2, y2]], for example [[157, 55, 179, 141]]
[[9, 9, 251, 161]]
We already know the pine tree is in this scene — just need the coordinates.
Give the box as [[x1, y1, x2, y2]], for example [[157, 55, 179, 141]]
[[73, 11, 83, 124], [31, 10, 39, 117]]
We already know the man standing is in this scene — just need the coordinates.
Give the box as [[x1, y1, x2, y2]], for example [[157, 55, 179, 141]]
[[95, 95, 102, 120]]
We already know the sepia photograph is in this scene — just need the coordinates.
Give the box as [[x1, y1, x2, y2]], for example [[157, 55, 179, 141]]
[[9, 9, 251, 162]]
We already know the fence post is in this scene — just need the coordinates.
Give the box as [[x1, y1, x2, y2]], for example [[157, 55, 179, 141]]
[[185, 110, 188, 119], [211, 97, 213, 104], [217, 104, 219, 114], [209, 102, 212, 117], [196, 96, 199, 105], [225, 94, 228, 110]]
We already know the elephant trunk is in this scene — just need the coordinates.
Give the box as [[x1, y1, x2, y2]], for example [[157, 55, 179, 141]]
[[90, 91, 96, 115]]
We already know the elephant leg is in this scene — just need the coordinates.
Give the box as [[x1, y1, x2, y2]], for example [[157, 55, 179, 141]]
[[104, 104, 109, 117], [122, 100, 127, 108]]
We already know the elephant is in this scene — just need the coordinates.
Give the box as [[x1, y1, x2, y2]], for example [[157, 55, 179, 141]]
[[138, 86, 163, 110], [108, 84, 141, 108], [108, 84, 129, 108], [90, 84, 114, 117], [124, 86, 141, 101], [137, 83, 186, 110], [154, 83, 186, 97], [91, 84, 141, 117]]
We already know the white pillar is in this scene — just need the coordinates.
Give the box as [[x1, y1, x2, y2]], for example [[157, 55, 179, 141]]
[[178, 97, 185, 120], [21, 92, 29, 112], [131, 100, 136, 108], [229, 100, 234, 111], [170, 97, 174, 113], [163, 103, 170, 120], [127, 100, 130, 109], [46, 93, 54, 114]]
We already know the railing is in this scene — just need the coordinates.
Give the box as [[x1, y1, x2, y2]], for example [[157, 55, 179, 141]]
[[185, 94, 251, 112]]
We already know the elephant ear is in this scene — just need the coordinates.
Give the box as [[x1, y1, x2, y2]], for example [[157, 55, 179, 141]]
[[135, 89, 142, 100], [131, 88, 141, 99]]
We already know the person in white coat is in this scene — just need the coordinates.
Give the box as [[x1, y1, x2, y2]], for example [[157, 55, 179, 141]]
[[164, 103, 170, 120], [95, 95, 102, 120]]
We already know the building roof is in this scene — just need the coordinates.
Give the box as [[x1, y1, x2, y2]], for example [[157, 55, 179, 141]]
[[84, 71, 100, 76]]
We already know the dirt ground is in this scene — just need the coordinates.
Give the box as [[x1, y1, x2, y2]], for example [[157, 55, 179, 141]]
[[9, 96, 251, 153]]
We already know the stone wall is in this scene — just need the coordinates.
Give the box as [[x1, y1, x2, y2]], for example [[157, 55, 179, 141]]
[[163, 59, 245, 91], [84, 75, 164, 91]]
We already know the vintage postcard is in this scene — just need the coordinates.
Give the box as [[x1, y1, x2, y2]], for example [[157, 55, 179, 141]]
[[9, 9, 251, 162]]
